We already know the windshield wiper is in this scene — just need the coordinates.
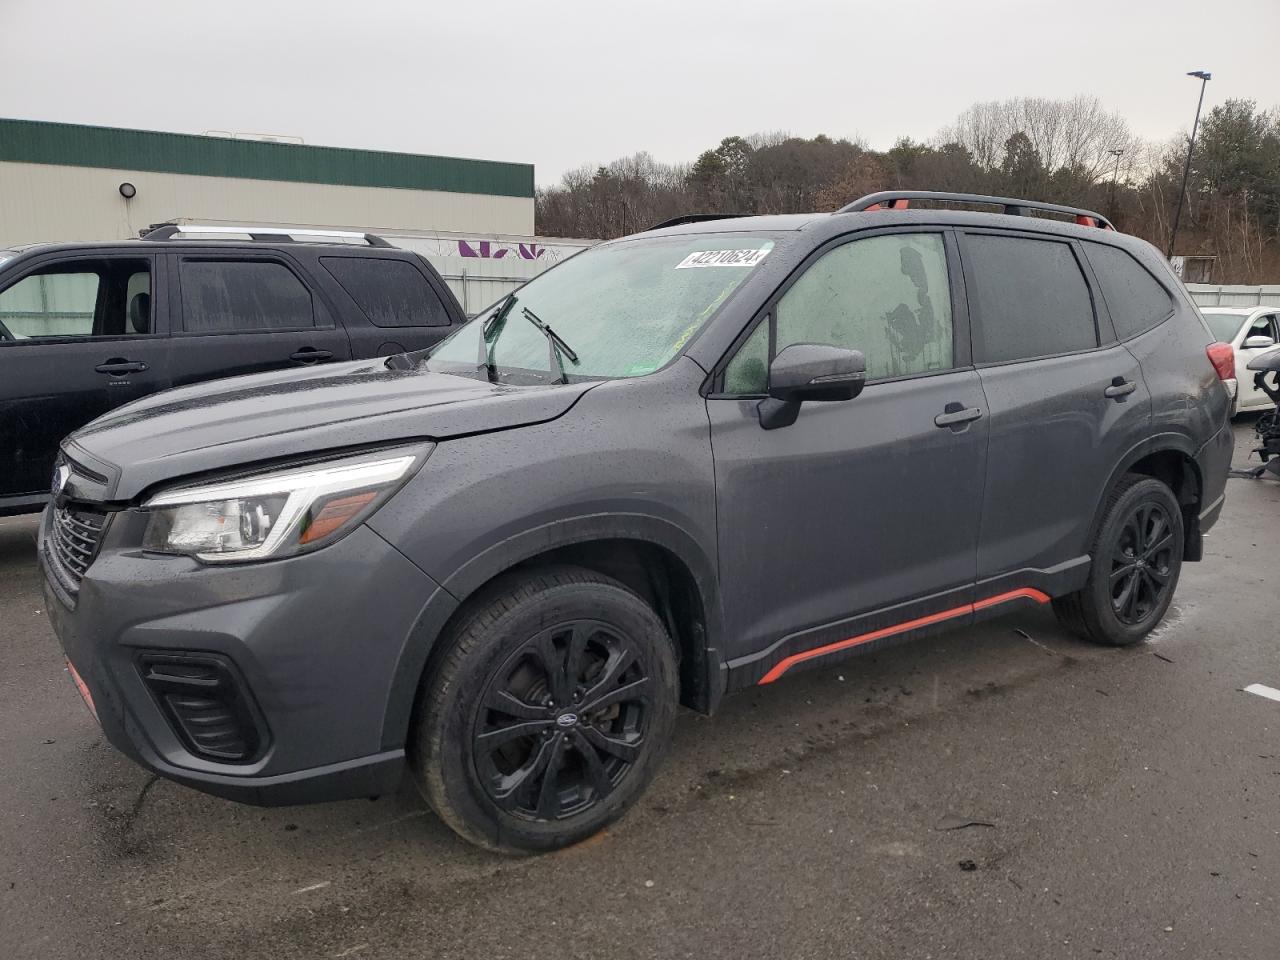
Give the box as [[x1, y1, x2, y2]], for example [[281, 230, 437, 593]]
[[476, 294, 517, 383], [520, 307, 579, 384]]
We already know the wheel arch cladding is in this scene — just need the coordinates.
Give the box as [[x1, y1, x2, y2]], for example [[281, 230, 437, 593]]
[[380, 519, 725, 751], [1093, 439, 1203, 562], [498, 538, 720, 714]]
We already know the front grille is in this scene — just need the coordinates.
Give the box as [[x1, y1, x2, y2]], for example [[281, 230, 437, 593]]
[[140, 655, 265, 763], [46, 504, 108, 594]]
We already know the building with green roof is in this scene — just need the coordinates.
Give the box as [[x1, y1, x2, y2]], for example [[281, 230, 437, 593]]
[[0, 118, 535, 247]]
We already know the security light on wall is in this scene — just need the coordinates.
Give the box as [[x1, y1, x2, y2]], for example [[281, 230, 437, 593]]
[[118, 182, 137, 199]]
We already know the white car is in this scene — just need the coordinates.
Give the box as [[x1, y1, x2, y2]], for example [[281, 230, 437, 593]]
[[1202, 306, 1280, 415]]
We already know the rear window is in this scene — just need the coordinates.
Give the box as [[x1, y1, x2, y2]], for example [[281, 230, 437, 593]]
[[322, 256, 450, 328], [1202, 311, 1247, 343], [180, 260, 314, 333], [1084, 243, 1174, 339], [965, 235, 1097, 364]]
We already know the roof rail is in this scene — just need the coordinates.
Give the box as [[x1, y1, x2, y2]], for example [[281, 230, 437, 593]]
[[837, 191, 1115, 230], [139, 223, 394, 247], [647, 213, 748, 231]]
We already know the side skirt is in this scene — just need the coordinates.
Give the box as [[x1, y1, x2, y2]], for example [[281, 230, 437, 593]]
[[724, 558, 1087, 690]]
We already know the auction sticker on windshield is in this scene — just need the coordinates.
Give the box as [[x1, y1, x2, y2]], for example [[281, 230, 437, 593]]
[[675, 247, 771, 269]]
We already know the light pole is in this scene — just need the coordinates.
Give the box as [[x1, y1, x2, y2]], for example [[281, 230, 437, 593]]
[[1107, 148, 1124, 221], [1167, 70, 1211, 259]]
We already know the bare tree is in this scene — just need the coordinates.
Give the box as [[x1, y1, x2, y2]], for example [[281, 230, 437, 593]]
[[939, 96, 1137, 190]]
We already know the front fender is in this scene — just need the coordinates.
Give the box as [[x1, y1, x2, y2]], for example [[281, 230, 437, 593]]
[[368, 367, 722, 747], [376, 512, 725, 751]]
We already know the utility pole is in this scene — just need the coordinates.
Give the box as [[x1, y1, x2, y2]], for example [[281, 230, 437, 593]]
[[1167, 70, 1211, 259], [1108, 148, 1125, 221]]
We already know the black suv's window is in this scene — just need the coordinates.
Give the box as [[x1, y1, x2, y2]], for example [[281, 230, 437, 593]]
[[1084, 242, 1174, 339], [0, 259, 151, 340], [724, 233, 954, 393], [179, 260, 313, 333], [966, 235, 1096, 364], [321, 257, 450, 328]]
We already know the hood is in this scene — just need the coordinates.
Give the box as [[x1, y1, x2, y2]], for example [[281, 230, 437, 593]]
[[64, 358, 598, 502]]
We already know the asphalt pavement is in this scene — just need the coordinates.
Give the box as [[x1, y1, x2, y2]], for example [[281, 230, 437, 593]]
[[2, 420, 1278, 960]]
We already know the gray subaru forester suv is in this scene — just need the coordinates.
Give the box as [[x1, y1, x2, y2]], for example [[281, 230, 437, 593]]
[[41, 192, 1233, 853]]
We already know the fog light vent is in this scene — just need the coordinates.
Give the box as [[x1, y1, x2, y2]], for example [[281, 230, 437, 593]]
[[139, 655, 265, 763]]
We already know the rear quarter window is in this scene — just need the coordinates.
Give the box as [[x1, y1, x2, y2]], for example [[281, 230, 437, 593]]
[[1084, 242, 1174, 340], [965, 234, 1097, 364], [321, 257, 450, 327]]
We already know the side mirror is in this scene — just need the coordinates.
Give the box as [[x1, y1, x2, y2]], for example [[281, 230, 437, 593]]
[[1244, 335, 1277, 350], [758, 343, 865, 430]]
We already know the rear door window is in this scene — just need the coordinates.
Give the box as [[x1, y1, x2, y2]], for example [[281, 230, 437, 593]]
[[179, 259, 314, 333], [965, 235, 1097, 364], [1084, 242, 1174, 339], [321, 256, 450, 327]]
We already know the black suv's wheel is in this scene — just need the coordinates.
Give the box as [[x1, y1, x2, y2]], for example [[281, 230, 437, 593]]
[[1053, 475, 1184, 646], [412, 566, 678, 854]]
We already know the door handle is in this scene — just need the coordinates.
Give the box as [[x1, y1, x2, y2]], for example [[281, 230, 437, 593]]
[[290, 348, 333, 364], [934, 404, 983, 428], [95, 359, 148, 375], [1104, 377, 1137, 400]]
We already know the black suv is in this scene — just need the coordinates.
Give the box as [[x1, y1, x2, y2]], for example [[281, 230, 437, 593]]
[[41, 193, 1233, 854], [0, 225, 465, 515]]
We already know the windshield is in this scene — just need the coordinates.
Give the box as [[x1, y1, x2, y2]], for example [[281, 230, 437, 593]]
[[425, 233, 778, 383], [1203, 311, 1246, 342]]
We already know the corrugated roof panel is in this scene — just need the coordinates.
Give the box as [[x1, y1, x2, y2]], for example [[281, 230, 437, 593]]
[[0, 118, 534, 199]]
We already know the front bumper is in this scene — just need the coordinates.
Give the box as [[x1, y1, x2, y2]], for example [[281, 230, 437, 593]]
[[40, 508, 447, 806]]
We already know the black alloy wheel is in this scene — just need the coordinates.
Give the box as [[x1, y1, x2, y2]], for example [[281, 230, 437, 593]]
[[473, 619, 651, 821], [1109, 501, 1176, 626], [1052, 474, 1184, 647], [413, 566, 678, 854]]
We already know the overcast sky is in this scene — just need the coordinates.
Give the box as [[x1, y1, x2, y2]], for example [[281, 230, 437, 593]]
[[2, 0, 1276, 185]]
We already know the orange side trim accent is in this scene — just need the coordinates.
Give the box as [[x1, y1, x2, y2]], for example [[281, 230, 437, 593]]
[[66, 658, 98, 721], [973, 587, 1051, 610], [757, 587, 1051, 685]]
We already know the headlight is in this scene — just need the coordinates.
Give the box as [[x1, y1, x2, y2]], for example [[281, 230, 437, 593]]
[[141, 446, 429, 563]]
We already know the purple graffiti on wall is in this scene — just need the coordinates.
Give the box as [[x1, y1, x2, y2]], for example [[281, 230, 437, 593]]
[[457, 240, 546, 260]]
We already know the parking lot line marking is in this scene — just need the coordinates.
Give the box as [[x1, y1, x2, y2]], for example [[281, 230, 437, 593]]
[[1243, 684, 1280, 703]]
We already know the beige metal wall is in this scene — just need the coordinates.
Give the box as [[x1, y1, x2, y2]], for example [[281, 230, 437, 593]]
[[0, 161, 535, 247]]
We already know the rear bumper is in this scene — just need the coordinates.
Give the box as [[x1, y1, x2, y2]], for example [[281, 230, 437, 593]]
[[1185, 420, 1233, 560], [40, 512, 445, 806]]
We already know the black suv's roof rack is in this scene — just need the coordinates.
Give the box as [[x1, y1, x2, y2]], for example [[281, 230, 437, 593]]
[[837, 191, 1115, 230], [647, 213, 748, 231], [140, 223, 393, 247]]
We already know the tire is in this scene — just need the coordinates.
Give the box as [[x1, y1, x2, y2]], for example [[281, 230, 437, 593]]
[[1053, 475, 1184, 646], [412, 565, 679, 855]]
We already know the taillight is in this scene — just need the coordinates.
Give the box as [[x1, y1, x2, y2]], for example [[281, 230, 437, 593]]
[[1206, 342, 1235, 381]]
